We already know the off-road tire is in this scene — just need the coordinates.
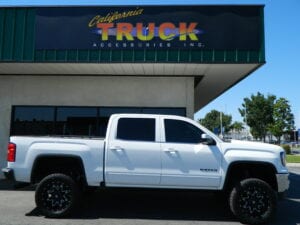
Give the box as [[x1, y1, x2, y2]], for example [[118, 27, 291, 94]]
[[35, 173, 80, 218], [229, 178, 277, 225]]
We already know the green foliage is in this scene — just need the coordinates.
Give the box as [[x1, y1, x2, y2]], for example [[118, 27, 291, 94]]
[[239, 93, 295, 142], [239, 92, 276, 142], [198, 109, 232, 134], [286, 155, 300, 163], [281, 144, 291, 154], [269, 98, 294, 144], [231, 121, 244, 133]]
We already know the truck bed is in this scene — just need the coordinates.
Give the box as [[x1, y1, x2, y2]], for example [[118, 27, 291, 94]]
[[9, 136, 105, 186]]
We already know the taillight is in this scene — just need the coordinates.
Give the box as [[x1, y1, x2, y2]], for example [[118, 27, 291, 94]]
[[7, 142, 16, 162]]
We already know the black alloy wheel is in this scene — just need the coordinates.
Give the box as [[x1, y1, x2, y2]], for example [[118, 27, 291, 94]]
[[229, 178, 277, 225], [35, 173, 80, 218]]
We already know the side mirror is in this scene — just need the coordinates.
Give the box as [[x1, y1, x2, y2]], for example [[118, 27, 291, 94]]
[[201, 134, 216, 145]]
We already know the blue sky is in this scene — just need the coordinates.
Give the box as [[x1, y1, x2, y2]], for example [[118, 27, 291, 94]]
[[1, 0, 300, 128]]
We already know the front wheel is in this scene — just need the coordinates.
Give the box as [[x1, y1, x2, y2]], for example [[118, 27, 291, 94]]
[[35, 173, 80, 218], [229, 178, 277, 225]]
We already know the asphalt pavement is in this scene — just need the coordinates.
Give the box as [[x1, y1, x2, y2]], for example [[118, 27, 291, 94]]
[[0, 166, 299, 225]]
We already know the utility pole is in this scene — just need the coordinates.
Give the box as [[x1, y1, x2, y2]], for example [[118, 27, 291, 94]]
[[245, 104, 249, 140], [220, 111, 223, 139]]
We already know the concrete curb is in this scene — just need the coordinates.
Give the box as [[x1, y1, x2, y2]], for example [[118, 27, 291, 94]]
[[287, 163, 300, 168]]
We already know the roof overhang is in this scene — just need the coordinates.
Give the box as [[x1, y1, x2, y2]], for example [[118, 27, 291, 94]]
[[193, 63, 262, 111], [0, 62, 262, 111]]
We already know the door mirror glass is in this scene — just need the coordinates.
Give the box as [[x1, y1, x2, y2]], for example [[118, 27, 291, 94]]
[[201, 134, 216, 145]]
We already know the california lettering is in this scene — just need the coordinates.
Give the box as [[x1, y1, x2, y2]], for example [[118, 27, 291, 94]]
[[88, 8, 144, 26]]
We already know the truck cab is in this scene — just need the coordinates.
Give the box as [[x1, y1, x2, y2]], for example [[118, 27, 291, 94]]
[[105, 114, 224, 188]]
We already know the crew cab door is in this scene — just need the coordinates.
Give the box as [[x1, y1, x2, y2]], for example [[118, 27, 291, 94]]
[[105, 116, 161, 186], [160, 117, 222, 188]]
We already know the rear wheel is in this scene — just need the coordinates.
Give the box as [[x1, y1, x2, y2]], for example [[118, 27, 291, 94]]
[[229, 178, 276, 225], [35, 173, 80, 218]]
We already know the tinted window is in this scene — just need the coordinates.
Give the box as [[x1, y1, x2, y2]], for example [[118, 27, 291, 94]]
[[11, 106, 185, 137], [12, 107, 55, 135], [117, 118, 155, 142], [165, 119, 203, 144], [56, 107, 97, 136], [142, 108, 185, 116]]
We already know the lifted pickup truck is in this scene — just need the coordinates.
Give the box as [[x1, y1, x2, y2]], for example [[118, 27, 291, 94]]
[[2, 114, 289, 224]]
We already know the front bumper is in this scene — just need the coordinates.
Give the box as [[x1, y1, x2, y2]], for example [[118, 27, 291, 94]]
[[276, 173, 290, 193], [2, 168, 15, 181]]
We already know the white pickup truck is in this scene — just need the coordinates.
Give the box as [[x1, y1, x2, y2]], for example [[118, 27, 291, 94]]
[[2, 114, 289, 224]]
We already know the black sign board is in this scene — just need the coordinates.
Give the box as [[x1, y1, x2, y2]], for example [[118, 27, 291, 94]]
[[35, 6, 262, 50]]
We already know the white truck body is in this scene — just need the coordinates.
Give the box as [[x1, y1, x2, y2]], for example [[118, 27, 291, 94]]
[[5, 114, 289, 191], [2, 114, 290, 223]]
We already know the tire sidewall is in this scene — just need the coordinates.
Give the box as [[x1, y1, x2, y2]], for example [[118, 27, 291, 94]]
[[229, 178, 277, 225], [35, 173, 80, 218]]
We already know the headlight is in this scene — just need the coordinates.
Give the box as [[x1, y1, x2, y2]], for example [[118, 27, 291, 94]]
[[280, 151, 286, 166]]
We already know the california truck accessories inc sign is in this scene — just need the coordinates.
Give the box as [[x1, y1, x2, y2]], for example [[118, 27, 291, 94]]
[[35, 6, 262, 50]]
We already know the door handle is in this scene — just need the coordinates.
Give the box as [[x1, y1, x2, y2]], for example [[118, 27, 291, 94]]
[[164, 148, 178, 155], [110, 146, 124, 152]]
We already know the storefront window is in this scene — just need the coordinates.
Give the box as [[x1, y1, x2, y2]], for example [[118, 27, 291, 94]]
[[12, 106, 55, 135], [56, 107, 98, 136], [11, 106, 186, 137], [142, 108, 185, 116], [99, 107, 141, 136]]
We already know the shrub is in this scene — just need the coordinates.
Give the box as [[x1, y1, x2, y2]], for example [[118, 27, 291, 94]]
[[281, 144, 291, 154]]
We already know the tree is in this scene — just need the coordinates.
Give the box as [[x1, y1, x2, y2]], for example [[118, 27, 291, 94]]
[[198, 109, 232, 134], [230, 121, 245, 140], [231, 121, 244, 133], [239, 92, 276, 142], [269, 98, 294, 144]]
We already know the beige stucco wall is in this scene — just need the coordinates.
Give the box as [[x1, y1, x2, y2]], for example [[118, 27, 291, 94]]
[[0, 75, 194, 177]]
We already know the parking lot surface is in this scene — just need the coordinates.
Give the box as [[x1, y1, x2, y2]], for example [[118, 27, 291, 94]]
[[0, 166, 299, 225]]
